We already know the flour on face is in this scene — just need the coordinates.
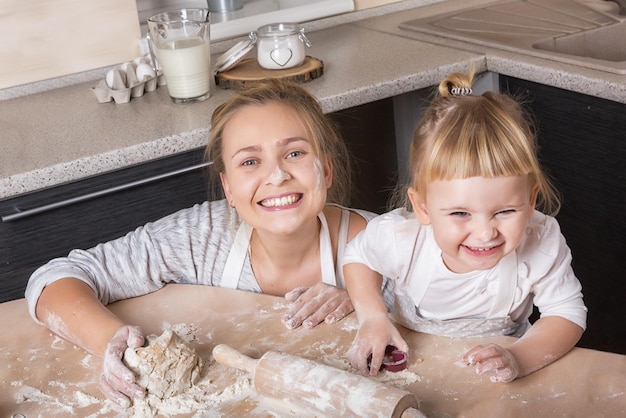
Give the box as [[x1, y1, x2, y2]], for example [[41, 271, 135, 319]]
[[268, 164, 291, 185]]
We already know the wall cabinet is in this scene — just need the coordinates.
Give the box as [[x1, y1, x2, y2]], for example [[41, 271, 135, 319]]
[[0, 99, 397, 304], [500, 76, 626, 354]]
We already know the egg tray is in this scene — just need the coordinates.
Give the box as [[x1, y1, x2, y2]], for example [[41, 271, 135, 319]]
[[91, 62, 166, 104]]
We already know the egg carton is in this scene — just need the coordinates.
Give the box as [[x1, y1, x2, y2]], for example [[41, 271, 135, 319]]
[[92, 56, 166, 104]]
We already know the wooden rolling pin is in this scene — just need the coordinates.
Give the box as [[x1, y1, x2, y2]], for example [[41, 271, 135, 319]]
[[212, 344, 426, 418]]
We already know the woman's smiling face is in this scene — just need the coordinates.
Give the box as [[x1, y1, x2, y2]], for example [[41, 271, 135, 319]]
[[409, 175, 538, 273], [219, 101, 332, 235]]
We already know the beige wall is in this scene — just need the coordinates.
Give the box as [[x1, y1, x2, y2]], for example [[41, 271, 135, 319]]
[[354, 0, 403, 10], [1, 0, 140, 89]]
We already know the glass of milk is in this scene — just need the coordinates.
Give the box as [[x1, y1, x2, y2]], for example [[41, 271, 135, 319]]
[[147, 9, 211, 103]]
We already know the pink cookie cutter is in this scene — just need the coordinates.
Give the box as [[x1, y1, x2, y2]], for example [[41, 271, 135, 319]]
[[369, 345, 408, 373]]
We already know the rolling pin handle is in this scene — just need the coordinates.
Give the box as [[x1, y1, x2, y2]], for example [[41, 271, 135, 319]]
[[212, 344, 258, 374], [401, 407, 428, 418]]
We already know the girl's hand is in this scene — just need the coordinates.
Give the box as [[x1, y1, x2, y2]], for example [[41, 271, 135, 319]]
[[346, 315, 408, 375], [281, 283, 354, 330], [99, 325, 146, 407], [462, 343, 521, 383]]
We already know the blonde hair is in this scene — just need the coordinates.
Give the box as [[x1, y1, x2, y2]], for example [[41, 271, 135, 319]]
[[404, 70, 560, 215], [205, 79, 352, 205]]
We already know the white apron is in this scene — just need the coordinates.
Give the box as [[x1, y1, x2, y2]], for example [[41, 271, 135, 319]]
[[219, 210, 352, 290], [392, 231, 528, 338]]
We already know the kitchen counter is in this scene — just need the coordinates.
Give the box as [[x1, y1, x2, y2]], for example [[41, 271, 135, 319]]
[[1, 284, 625, 417], [1, 0, 624, 199], [354, 0, 626, 102]]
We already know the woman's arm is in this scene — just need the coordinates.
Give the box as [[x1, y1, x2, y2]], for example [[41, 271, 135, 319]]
[[36, 278, 125, 355], [463, 316, 583, 382], [36, 278, 146, 406]]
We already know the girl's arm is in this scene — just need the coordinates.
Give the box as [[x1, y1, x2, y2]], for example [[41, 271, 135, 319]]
[[463, 316, 583, 382], [464, 215, 587, 382], [344, 262, 408, 375]]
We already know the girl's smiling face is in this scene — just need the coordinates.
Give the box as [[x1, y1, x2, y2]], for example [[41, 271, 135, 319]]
[[409, 175, 538, 273], [219, 101, 332, 235]]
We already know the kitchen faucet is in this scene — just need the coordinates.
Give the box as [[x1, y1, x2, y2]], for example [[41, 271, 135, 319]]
[[605, 0, 626, 15]]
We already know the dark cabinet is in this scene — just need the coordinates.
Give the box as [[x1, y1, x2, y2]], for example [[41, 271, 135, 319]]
[[500, 76, 626, 354], [0, 149, 213, 303], [0, 99, 397, 304], [332, 98, 398, 214]]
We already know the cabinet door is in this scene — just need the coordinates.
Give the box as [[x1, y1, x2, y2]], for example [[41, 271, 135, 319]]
[[0, 148, 212, 303], [501, 76, 626, 354], [332, 98, 398, 214]]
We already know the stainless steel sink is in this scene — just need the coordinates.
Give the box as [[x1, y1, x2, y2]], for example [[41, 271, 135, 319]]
[[400, 0, 626, 74]]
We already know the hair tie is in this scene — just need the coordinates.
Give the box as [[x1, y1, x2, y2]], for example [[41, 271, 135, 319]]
[[450, 87, 472, 96]]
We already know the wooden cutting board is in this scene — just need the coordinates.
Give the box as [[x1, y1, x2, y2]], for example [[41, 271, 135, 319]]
[[0, 0, 141, 89], [215, 56, 324, 89]]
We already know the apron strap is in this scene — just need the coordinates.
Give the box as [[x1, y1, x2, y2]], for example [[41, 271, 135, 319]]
[[332, 208, 351, 288], [318, 211, 337, 286], [403, 228, 437, 307], [220, 221, 252, 289]]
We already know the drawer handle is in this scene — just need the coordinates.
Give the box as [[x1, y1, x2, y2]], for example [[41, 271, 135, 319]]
[[1, 162, 212, 222]]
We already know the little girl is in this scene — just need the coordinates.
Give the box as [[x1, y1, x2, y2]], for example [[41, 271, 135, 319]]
[[343, 70, 587, 383]]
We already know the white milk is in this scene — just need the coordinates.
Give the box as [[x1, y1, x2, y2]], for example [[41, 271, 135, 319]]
[[157, 37, 210, 99]]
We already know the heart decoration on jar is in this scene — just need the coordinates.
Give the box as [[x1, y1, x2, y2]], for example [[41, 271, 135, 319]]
[[270, 48, 294, 67]]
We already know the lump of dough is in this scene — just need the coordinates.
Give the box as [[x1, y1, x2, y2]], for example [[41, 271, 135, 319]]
[[123, 328, 204, 398]]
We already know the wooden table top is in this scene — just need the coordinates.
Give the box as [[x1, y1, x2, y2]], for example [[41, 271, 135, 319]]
[[1, 284, 624, 417]]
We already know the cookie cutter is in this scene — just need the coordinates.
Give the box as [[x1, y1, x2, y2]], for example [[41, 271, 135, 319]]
[[369, 345, 408, 373]]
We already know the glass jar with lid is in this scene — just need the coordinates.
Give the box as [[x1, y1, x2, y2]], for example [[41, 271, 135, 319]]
[[255, 23, 311, 70]]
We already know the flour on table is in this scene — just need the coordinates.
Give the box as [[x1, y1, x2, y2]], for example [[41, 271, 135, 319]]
[[318, 350, 422, 388], [13, 323, 253, 417], [339, 316, 360, 332]]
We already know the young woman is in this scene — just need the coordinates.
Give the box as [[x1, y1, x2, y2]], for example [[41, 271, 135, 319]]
[[343, 70, 587, 383], [26, 79, 380, 407]]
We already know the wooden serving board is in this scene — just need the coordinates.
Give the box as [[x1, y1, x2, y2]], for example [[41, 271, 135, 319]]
[[1, 0, 141, 89], [215, 56, 324, 89]]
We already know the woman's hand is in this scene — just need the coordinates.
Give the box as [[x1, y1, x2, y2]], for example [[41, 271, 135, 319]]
[[281, 283, 354, 330], [99, 325, 146, 407], [462, 343, 521, 383], [346, 314, 408, 375]]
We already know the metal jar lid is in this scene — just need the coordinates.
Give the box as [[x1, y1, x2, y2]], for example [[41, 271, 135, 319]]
[[257, 22, 300, 38], [256, 22, 311, 47]]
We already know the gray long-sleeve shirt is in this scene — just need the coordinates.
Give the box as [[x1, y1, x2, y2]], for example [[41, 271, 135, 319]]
[[25, 199, 377, 323]]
